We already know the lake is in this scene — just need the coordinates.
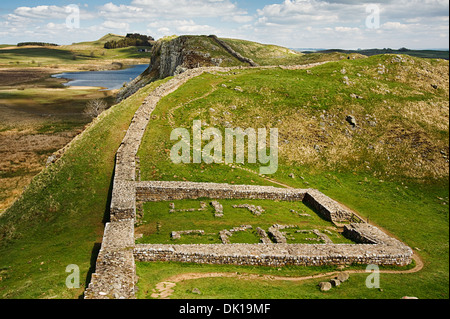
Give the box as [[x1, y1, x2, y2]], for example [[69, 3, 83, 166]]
[[52, 64, 148, 90]]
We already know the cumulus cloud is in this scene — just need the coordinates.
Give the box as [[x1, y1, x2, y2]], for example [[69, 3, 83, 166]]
[[102, 20, 130, 30], [99, 0, 247, 20], [147, 19, 218, 37], [249, 0, 449, 48], [0, 0, 448, 49]]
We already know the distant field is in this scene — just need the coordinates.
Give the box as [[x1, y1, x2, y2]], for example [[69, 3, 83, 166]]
[[0, 46, 149, 68], [0, 33, 151, 215], [0, 34, 150, 69]]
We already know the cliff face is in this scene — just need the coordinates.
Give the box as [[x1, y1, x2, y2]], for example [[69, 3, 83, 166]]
[[149, 36, 186, 79], [117, 35, 232, 101]]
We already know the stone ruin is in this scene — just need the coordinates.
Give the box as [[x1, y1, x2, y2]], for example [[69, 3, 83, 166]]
[[210, 201, 224, 218], [84, 66, 414, 299], [233, 204, 265, 216], [171, 230, 205, 240], [169, 201, 207, 213], [219, 225, 253, 244]]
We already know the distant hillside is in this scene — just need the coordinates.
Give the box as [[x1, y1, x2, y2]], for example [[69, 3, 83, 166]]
[[73, 33, 126, 47], [116, 35, 367, 101], [311, 48, 449, 60]]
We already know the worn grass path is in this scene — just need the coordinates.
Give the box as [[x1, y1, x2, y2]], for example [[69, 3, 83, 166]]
[[150, 253, 424, 299]]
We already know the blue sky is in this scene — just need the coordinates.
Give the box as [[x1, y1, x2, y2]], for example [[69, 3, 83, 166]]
[[0, 0, 448, 49]]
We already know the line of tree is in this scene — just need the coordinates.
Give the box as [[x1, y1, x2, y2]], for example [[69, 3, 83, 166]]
[[104, 33, 155, 49], [17, 42, 59, 47]]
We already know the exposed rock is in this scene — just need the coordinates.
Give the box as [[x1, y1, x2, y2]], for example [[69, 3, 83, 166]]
[[46, 155, 57, 167], [336, 272, 350, 283], [319, 282, 332, 292], [256, 227, 272, 244], [350, 93, 364, 99], [211, 201, 224, 217], [233, 204, 265, 216], [346, 115, 357, 128], [192, 288, 202, 295], [330, 279, 341, 287]]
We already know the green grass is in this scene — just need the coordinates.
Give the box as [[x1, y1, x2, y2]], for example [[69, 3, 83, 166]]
[[135, 260, 418, 299], [220, 38, 369, 66], [134, 172, 448, 299], [136, 199, 351, 245], [318, 48, 449, 60], [134, 55, 448, 299], [138, 55, 448, 181], [220, 38, 306, 66], [0, 78, 169, 299], [0, 50, 447, 299]]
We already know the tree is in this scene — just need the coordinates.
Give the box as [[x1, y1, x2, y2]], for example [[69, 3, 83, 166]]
[[84, 99, 108, 118]]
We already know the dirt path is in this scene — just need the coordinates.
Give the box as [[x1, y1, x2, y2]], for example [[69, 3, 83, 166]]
[[150, 253, 424, 299]]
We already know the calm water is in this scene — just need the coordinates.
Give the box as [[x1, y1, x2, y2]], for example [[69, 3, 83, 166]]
[[52, 64, 148, 90]]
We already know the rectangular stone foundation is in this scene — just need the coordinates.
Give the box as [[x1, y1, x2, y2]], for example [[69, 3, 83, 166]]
[[134, 242, 412, 267]]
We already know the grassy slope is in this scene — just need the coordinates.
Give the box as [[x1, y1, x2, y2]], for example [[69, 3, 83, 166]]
[[135, 55, 449, 299], [0, 78, 169, 299], [318, 49, 449, 60], [220, 38, 367, 66]]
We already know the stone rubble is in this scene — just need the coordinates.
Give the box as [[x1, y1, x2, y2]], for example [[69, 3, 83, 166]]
[[233, 204, 265, 216]]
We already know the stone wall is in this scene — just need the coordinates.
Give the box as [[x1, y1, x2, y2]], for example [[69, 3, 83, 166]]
[[303, 189, 357, 223], [208, 35, 259, 67], [85, 63, 413, 299], [134, 239, 413, 267], [136, 181, 307, 202], [84, 219, 136, 299], [85, 67, 218, 299]]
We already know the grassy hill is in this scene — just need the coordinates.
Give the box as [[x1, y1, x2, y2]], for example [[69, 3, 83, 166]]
[[315, 48, 449, 60], [0, 35, 448, 299], [132, 54, 449, 299], [0, 34, 150, 69]]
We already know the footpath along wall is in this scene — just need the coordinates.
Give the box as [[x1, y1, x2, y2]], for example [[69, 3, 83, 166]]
[[84, 65, 413, 299]]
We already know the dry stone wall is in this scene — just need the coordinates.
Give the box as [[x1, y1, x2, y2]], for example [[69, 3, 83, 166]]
[[208, 35, 259, 67], [85, 63, 413, 299], [134, 240, 412, 267], [136, 181, 307, 203]]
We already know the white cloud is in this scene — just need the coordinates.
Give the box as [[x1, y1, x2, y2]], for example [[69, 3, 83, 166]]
[[99, 0, 247, 21], [102, 20, 130, 30], [147, 19, 218, 37], [0, 0, 448, 49]]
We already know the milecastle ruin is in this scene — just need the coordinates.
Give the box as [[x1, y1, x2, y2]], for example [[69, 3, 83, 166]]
[[84, 66, 413, 299]]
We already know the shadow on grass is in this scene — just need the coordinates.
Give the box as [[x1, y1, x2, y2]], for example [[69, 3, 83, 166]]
[[79, 166, 115, 299]]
